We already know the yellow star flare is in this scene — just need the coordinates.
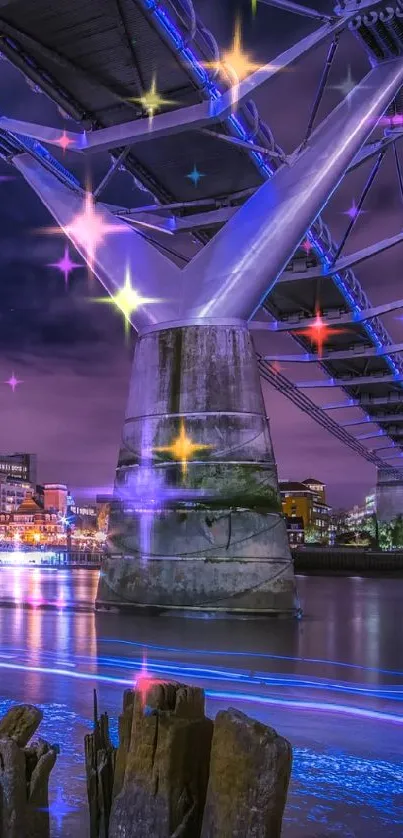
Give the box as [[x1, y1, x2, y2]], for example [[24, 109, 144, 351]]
[[129, 77, 177, 120], [154, 421, 213, 478], [205, 19, 263, 88], [94, 265, 161, 335]]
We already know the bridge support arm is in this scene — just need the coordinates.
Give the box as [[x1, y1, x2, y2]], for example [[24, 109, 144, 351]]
[[12, 153, 181, 333], [183, 58, 403, 320]]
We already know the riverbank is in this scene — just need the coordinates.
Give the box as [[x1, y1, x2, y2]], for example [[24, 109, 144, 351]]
[[293, 547, 403, 574]]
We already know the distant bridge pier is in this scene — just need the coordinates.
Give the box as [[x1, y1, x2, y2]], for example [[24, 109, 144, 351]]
[[376, 468, 403, 522]]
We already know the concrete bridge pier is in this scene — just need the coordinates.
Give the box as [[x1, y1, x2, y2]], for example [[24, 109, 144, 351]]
[[96, 322, 299, 616]]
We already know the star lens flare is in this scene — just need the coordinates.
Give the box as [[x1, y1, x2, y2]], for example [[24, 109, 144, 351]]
[[5, 372, 22, 392], [293, 307, 346, 358], [135, 650, 165, 710], [204, 20, 268, 108], [56, 131, 74, 153], [47, 192, 130, 271], [128, 76, 177, 121], [154, 420, 213, 478], [47, 245, 82, 288], [94, 265, 162, 336]]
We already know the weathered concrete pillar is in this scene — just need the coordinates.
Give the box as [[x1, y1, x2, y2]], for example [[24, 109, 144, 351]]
[[96, 322, 299, 616]]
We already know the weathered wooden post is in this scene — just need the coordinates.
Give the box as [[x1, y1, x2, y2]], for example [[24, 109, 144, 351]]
[[84, 690, 116, 838], [0, 704, 58, 838], [109, 682, 213, 838], [201, 708, 292, 837]]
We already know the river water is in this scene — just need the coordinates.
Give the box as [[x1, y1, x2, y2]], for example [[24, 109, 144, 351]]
[[0, 567, 401, 837]]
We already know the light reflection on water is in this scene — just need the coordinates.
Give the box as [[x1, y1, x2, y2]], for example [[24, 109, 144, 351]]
[[0, 568, 402, 837]]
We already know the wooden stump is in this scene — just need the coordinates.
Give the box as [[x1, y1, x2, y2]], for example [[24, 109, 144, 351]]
[[200, 708, 292, 838], [84, 692, 116, 838], [108, 682, 213, 838], [0, 705, 58, 838], [85, 685, 292, 838]]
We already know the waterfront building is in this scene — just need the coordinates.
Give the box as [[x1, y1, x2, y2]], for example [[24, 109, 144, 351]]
[[0, 478, 34, 513], [280, 478, 331, 542], [0, 493, 64, 545], [36, 484, 68, 515], [285, 516, 304, 546], [347, 491, 376, 531], [0, 452, 37, 485]]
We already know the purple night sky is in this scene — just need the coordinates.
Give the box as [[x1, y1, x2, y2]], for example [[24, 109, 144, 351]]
[[0, 0, 399, 509]]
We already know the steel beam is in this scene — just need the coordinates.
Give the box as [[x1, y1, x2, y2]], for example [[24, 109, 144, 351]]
[[343, 414, 403, 425], [357, 428, 403, 438], [381, 453, 403, 459], [356, 430, 388, 439], [257, 0, 334, 20], [324, 394, 403, 408], [263, 341, 403, 362], [119, 206, 237, 234], [184, 59, 403, 319], [108, 188, 256, 218], [277, 230, 403, 283], [347, 133, 403, 172], [251, 297, 403, 332], [297, 373, 403, 388]]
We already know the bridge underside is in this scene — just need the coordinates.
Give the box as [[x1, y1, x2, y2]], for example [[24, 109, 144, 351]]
[[2, 0, 403, 611]]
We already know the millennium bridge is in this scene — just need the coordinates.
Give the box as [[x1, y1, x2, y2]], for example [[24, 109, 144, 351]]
[[1, 0, 403, 613]]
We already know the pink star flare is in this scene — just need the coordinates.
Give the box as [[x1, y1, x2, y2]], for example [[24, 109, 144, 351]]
[[62, 192, 130, 271], [48, 246, 82, 287], [5, 372, 22, 392], [56, 131, 74, 153], [135, 650, 165, 709], [302, 239, 312, 254]]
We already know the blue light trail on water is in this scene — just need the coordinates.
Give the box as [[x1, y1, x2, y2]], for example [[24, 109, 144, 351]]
[[100, 637, 403, 678], [1, 648, 402, 724]]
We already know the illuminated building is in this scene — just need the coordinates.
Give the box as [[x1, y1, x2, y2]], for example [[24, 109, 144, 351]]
[[347, 492, 376, 530], [36, 483, 68, 515], [0, 478, 34, 513], [0, 452, 37, 484], [285, 516, 304, 546], [302, 478, 326, 504], [280, 478, 331, 542], [0, 493, 64, 545]]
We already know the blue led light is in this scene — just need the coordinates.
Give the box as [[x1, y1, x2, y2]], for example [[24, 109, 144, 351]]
[[16, 133, 80, 189]]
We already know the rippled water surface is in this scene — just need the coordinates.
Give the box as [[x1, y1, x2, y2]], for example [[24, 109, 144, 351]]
[[0, 568, 402, 837]]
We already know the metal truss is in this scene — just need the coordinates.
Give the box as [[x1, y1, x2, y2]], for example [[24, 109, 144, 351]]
[[253, 297, 403, 330], [343, 414, 403, 424], [296, 373, 403, 388], [258, 357, 402, 473], [278, 230, 403, 282], [324, 394, 403, 408], [263, 342, 403, 363], [0, 13, 348, 155]]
